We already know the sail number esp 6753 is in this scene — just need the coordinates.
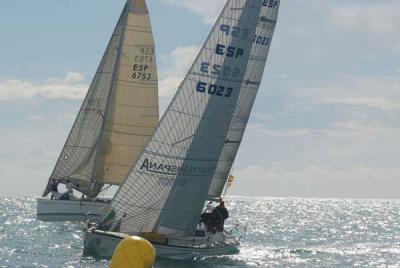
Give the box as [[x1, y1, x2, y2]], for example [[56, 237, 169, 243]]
[[196, 81, 232, 98]]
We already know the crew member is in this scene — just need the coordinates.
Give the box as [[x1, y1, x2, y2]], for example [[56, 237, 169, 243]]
[[211, 200, 229, 232], [66, 180, 74, 200], [204, 201, 213, 213], [50, 178, 59, 200]]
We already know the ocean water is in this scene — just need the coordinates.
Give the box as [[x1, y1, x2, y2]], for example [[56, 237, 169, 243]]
[[1, 197, 400, 267]]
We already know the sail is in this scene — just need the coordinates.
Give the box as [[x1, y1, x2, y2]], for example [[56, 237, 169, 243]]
[[94, 0, 159, 185], [207, 0, 280, 198], [44, 0, 158, 197], [44, 6, 127, 197], [107, 0, 279, 237]]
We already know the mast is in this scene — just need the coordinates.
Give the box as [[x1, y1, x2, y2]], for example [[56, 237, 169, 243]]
[[88, 1, 131, 196]]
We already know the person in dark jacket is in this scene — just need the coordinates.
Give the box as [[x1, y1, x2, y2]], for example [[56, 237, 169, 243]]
[[49, 178, 59, 200], [211, 200, 229, 232]]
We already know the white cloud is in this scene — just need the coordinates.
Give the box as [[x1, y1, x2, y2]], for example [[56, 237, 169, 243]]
[[159, 45, 200, 99], [330, 1, 400, 35], [292, 75, 400, 112], [160, 46, 200, 77], [160, 0, 225, 24], [231, 164, 400, 199], [322, 97, 400, 111], [159, 77, 181, 98], [0, 72, 88, 101], [0, 135, 59, 197]]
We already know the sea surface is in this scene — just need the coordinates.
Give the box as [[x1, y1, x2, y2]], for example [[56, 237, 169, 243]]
[[1, 197, 400, 267]]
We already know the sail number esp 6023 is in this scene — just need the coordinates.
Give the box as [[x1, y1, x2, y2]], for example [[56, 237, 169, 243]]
[[196, 81, 232, 98]]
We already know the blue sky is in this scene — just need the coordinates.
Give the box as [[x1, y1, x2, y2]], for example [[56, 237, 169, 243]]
[[1, 0, 399, 198]]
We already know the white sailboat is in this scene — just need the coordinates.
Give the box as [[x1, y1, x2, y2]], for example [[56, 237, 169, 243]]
[[37, 0, 159, 222], [83, 0, 280, 259]]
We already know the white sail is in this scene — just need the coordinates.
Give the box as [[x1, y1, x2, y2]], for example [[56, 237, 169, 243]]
[[44, 0, 158, 197], [95, 0, 159, 185], [207, 0, 280, 198], [107, 0, 280, 237]]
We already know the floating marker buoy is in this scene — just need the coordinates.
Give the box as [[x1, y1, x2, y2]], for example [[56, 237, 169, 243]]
[[109, 236, 156, 268]]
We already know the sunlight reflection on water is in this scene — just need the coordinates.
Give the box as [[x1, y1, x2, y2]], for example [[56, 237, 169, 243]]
[[0, 197, 400, 267]]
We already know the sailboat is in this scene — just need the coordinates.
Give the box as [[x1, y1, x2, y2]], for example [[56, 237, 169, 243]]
[[83, 0, 280, 259], [36, 0, 159, 222]]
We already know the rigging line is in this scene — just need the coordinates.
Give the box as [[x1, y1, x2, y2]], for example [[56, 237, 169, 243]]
[[99, 184, 113, 194]]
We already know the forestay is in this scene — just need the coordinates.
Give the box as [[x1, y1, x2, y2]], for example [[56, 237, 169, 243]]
[[43, 0, 158, 198], [208, 0, 280, 198], [108, 0, 279, 237]]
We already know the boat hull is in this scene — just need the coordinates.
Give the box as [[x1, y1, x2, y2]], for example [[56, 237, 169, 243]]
[[83, 230, 240, 260], [36, 198, 110, 222]]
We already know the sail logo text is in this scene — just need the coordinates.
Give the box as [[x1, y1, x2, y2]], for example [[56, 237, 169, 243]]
[[140, 158, 213, 176]]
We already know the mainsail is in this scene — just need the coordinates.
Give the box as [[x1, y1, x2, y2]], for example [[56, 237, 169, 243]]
[[43, 0, 158, 198], [107, 0, 280, 237], [207, 0, 279, 198]]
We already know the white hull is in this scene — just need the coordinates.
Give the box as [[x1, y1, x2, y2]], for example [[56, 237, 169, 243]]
[[36, 198, 110, 222], [83, 230, 240, 260]]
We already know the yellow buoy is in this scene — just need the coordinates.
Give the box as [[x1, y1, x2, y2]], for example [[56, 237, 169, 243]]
[[109, 236, 156, 268]]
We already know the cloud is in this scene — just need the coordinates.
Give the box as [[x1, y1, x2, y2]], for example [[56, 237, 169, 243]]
[[159, 77, 181, 98], [0, 72, 88, 101], [292, 75, 400, 112], [322, 97, 400, 111], [330, 1, 400, 35], [231, 164, 400, 199], [0, 134, 59, 197], [159, 45, 200, 99], [160, 0, 225, 24]]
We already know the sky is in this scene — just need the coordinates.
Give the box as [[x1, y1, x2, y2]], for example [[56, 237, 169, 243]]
[[0, 0, 399, 198]]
